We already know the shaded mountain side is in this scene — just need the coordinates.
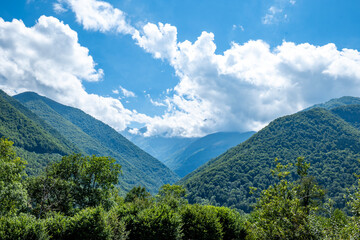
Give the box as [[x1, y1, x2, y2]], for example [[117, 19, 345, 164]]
[[166, 131, 255, 177], [331, 104, 360, 130], [0, 90, 78, 155], [15, 92, 179, 193], [179, 107, 360, 213]]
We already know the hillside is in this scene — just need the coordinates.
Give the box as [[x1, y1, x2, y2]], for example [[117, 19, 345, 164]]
[[0, 90, 78, 155], [306, 96, 360, 111], [180, 107, 360, 212], [15, 92, 179, 193], [166, 131, 255, 177]]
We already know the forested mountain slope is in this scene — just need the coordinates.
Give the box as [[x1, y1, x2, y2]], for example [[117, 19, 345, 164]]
[[15, 92, 179, 193], [0, 90, 78, 155], [306, 96, 360, 111], [166, 131, 255, 177], [180, 107, 360, 212], [0, 90, 79, 175]]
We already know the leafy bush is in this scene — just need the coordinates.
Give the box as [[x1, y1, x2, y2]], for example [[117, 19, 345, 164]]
[[0, 214, 48, 240], [180, 204, 223, 240]]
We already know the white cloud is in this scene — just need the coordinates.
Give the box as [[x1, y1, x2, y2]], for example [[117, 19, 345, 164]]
[[0, 16, 146, 131], [6, 0, 360, 138], [119, 85, 136, 98], [112, 89, 119, 94], [139, 33, 360, 137], [57, 0, 135, 34], [262, 6, 283, 24], [132, 22, 178, 61], [262, 0, 296, 25], [53, 3, 68, 14]]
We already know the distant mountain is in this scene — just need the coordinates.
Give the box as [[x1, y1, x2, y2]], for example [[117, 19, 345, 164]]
[[15, 92, 179, 193], [123, 129, 254, 177], [121, 128, 197, 164], [180, 105, 360, 213], [166, 131, 255, 177]]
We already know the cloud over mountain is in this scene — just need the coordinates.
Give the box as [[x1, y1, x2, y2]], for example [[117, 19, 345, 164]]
[[1, 0, 360, 137], [0, 16, 145, 131]]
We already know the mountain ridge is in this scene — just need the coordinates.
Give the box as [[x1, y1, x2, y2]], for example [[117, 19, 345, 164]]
[[14, 91, 179, 193], [180, 105, 360, 212]]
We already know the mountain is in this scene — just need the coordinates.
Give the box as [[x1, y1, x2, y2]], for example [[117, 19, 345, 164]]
[[0, 90, 78, 155], [122, 129, 197, 164], [165, 131, 255, 177], [123, 129, 255, 177], [0, 90, 79, 175], [14, 92, 179, 193], [179, 106, 360, 213], [306, 96, 360, 111]]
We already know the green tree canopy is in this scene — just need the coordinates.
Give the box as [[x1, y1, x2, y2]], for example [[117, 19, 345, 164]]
[[27, 153, 121, 216], [0, 137, 28, 215]]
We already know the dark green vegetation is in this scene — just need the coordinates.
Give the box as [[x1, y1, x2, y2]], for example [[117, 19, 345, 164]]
[[0, 90, 78, 175], [0, 90, 77, 156], [0, 139, 247, 239], [2, 137, 360, 239], [124, 129, 254, 177], [180, 99, 360, 213], [14, 91, 179, 193], [166, 131, 255, 177]]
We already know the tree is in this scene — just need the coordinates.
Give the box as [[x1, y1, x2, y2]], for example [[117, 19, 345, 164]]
[[27, 153, 121, 216], [0, 137, 28, 215], [247, 158, 324, 239], [124, 186, 151, 203], [180, 204, 223, 240], [156, 184, 187, 209]]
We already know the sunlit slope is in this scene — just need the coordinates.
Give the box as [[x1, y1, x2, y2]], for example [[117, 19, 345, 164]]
[[15, 92, 179, 193], [180, 107, 360, 212]]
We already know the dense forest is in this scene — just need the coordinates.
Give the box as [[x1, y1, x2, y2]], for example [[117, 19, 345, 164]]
[[181, 106, 360, 212], [1, 137, 360, 239], [2, 89, 360, 238]]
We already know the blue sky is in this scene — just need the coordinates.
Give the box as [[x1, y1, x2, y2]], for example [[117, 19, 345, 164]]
[[1, 0, 360, 137]]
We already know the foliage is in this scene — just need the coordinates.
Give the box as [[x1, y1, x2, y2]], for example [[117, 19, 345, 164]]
[[0, 213, 48, 240], [156, 184, 187, 209], [180, 204, 223, 240], [124, 186, 151, 204], [27, 154, 121, 216], [247, 158, 324, 239], [0, 137, 28, 215], [127, 204, 182, 240], [181, 107, 360, 212]]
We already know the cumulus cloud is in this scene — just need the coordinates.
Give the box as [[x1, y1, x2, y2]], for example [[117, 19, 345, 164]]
[[7, 0, 360, 138], [0, 16, 146, 131], [142, 34, 360, 137], [57, 0, 135, 34], [127, 21, 360, 137], [132, 22, 178, 61]]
